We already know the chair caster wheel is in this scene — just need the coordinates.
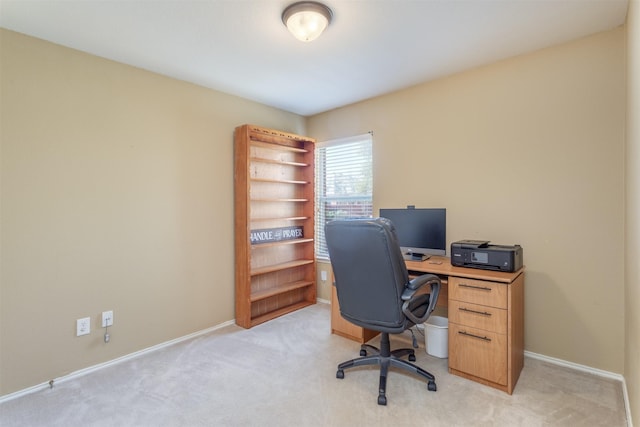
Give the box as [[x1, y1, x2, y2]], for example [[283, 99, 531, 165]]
[[336, 369, 344, 379], [409, 354, 416, 362], [360, 349, 367, 356], [428, 381, 437, 391], [377, 395, 387, 405]]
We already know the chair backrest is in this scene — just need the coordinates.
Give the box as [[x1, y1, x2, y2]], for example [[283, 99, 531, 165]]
[[325, 218, 410, 332]]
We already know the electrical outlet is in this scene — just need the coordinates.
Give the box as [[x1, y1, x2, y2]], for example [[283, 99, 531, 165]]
[[101, 310, 113, 327], [76, 317, 90, 336]]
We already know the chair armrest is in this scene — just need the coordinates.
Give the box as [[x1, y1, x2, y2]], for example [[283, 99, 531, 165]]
[[408, 273, 439, 291], [401, 274, 441, 325], [401, 273, 440, 300]]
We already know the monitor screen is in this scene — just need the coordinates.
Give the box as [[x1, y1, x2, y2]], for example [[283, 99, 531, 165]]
[[379, 208, 446, 258]]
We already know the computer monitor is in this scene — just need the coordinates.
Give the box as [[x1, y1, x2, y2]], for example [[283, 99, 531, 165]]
[[379, 208, 446, 260]]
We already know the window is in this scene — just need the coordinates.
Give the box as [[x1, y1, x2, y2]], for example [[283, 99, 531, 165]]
[[315, 133, 373, 259]]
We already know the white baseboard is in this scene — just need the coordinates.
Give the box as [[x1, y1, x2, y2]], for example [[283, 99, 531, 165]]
[[0, 319, 236, 404], [1, 324, 632, 427], [525, 351, 632, 427], [1, 301, 331, 404]]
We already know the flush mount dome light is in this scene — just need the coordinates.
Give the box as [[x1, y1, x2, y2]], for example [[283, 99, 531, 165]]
[[282, 1, 333, 42]]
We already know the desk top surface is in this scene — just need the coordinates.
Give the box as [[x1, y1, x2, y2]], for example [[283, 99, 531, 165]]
[[405, 256, 524, 283]]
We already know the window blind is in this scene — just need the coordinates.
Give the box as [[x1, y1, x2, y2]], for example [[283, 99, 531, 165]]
[[315, 133, 373, 259]]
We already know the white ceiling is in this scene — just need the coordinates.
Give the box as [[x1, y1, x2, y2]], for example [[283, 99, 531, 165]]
[[0, 0, 629, 116]]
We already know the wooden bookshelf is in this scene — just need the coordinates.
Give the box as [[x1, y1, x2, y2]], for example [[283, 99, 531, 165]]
[[234, 124, 316, 328]]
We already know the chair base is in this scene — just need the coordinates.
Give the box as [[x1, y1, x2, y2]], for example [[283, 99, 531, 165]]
[[336, 332, 437, 405]]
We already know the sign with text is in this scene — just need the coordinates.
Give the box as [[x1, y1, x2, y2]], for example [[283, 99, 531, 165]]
[[250, 226, 304, 244]]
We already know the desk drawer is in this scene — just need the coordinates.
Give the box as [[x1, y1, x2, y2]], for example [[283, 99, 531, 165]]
[[449, 276, 507, 309], [449, 300, 507, 334], [449, 323, 508, 386]]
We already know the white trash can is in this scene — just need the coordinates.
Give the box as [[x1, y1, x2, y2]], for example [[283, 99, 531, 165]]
[[425, 316, 448, 358]]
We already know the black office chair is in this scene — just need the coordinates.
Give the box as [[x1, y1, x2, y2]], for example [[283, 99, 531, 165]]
[[325, 218, 441, 405]]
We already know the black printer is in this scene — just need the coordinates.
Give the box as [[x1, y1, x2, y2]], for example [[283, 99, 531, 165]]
[[451, 240, 523, 272]]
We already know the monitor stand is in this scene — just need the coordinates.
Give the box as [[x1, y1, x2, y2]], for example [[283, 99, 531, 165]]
[[403, 252, 431, 262]]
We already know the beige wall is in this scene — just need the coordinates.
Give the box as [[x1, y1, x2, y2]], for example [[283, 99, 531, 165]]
[[0, 29, 305, 395], [309, 28, 627, 374], [315, 261, 333, 302], [626, 1, 640, 422]]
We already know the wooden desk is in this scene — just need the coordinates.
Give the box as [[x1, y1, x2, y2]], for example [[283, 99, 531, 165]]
[[330, 256, 525, 394]]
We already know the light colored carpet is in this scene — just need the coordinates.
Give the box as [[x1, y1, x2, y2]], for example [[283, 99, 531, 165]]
[[0, 304, 628, 426]]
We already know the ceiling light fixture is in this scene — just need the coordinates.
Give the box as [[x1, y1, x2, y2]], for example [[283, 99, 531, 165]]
[[282, 1, 333, 42]]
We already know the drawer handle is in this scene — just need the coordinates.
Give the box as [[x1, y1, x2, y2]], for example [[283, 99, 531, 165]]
[[459, 283, 492, 291], [458, 330, 492, 342], [459, 307, 492, 316]]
